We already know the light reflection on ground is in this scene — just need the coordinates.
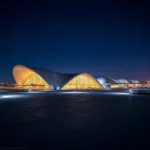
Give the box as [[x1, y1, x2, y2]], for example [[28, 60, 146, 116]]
[[0, 89, 150, 149]]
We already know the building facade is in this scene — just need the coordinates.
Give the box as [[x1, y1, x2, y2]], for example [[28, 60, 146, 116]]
[[13, 65, 104, 90], [13, 65, 141, 90], [97, 76, 122, 89]]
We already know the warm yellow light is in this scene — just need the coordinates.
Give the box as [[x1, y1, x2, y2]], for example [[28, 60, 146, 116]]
[[13, 65, 51, 90], [23, 73, 51, 90], [111, 84, 121, 89], [62, 74, 103, 90]]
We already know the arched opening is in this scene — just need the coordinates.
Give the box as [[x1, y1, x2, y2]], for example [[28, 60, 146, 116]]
[[109, 77, 122, 89], [13, 65, 51, 90], [62, 74, 103, 90], [23, 73, 50, 89]]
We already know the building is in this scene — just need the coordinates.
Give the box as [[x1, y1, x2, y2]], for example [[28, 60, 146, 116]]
[[96, 76, 122, 89], [13, 65, 142, 90], [128, 80, 141, 88], [116, 79, 135, 88], [13, 65, 104, 90]]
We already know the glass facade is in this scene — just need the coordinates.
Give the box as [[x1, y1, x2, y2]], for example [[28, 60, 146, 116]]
[[23, 73, 51, 89], [62, 74, 102, 90], [111, 84, 122, 89]]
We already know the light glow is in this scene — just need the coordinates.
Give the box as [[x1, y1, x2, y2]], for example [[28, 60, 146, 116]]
[[62, 74, 103, 90], [13, 65, 51, 90]]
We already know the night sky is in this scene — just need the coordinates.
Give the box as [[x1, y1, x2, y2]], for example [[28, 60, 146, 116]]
[[1, 1, 150, 83]]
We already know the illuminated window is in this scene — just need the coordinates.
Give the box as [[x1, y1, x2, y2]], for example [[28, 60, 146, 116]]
[[111, 84, 122, 89], [23, 73, 51, 89], [62, 74, 103, 90]]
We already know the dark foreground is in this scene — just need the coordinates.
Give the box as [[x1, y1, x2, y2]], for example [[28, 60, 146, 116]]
[[0, 90, 150, 150]]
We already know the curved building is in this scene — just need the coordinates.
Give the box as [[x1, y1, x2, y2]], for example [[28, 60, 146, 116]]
[[13, 65, 103, 90], [97, 76, 122, 89], [129, 80, 141, 88], [116, 79, 134, 88]]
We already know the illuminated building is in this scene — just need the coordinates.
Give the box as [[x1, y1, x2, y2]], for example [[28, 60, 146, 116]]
[[13, 65, 103, 90], [128, 80, 141, 88], [97, 76, 122, 89], [117, 79, 135, 88]]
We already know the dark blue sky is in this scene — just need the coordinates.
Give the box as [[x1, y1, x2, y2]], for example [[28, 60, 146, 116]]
[[1, 1, 150, 83]]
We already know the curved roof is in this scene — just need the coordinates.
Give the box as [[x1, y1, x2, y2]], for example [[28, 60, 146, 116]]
[[13, 65, 54, 88], [128, 80, 140, 84], [116, 79, 130, 84], [13, 65, 103, 90], [62, 73, 103, 89], [97, 76, 119, 85], [96, 76, 121, 89]]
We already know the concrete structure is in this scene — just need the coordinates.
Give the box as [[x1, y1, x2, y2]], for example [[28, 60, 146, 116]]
[[128, 80, 141, 88], [97, 76, 122, 89], [117, 79, 134, 88], [13, 65, 103, 90], [12, 65, 142, 90]]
